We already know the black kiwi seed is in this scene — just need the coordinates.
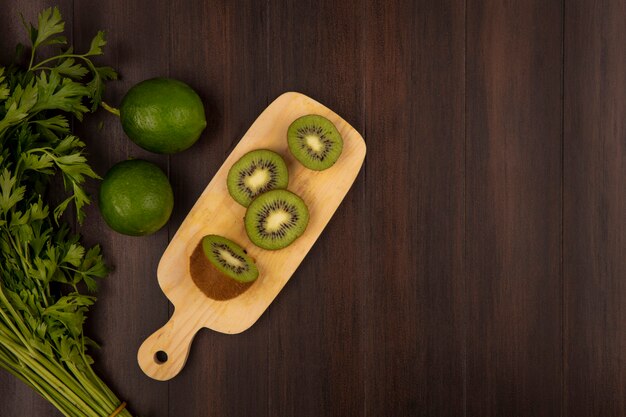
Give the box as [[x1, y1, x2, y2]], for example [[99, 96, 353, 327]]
[[212, 243, 249, 274]]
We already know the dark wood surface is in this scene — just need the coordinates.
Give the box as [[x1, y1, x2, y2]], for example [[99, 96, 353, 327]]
[[0, 1, 625, 416], [564, 1, 626, 415], [465, 1, 563, 416]]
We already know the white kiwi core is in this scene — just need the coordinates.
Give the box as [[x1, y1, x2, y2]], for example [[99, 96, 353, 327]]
[[218, 248, 244, 268], [244, 168, 271, 192], [305, 134, 324, 153], [265, 209, 291, 232]]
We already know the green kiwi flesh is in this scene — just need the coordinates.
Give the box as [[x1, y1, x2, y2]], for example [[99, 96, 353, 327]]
[[244, 189, 309, 250], [201, 235, 259, 283], [227, 149, 289, 207], [287, 114, 343, 170]]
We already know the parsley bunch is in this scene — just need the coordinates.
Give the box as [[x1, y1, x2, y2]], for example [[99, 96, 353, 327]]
[[0, 7, 132, 417]]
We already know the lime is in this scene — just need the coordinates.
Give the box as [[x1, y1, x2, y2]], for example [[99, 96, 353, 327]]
[[119, 78, 207, 154], [99, 159, 174, 236]]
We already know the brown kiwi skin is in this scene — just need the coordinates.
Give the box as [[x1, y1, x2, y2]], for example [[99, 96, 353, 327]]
[[189, 243, 253, 300]]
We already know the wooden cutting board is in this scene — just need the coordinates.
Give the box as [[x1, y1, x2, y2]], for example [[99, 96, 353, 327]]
[[137, 92, 366, 381]]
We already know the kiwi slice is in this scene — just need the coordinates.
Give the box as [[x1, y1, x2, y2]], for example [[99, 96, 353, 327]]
[[245, 189, 309, 250], [227, 149, 289, 207], [287, 114, 343, 170], [201, 235, 259, 283]]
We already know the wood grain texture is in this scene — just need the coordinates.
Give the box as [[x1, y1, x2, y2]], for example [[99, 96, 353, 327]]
[[2, 0, 626, 416], [564, 1, 626, 416], [465, 1, 563, 416], [363, 1, 465, 415], [265, 1, 368, 417]]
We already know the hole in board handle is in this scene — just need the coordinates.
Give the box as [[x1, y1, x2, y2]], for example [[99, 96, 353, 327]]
[[154, 350, 168, 364]]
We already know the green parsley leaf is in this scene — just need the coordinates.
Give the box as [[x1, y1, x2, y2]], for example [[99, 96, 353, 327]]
[[0, 67, 10, 101], [0, 81, 38, 135], [21, 151, 55, 173], [33, 7, 66, 49], [0, 169, 26, 213], [31, 71, 90, 119], [62, 243, 84, 267], [32, 114, 70, 133], [53, 58, 89, 79], [86, 31, 107, 56], [87, 65, 118, 111]]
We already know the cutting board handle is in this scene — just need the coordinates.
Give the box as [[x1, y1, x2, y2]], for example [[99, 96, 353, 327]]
[[137, 306, 202, 381]]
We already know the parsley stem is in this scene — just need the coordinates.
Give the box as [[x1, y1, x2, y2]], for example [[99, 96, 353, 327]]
[[67, 361, 116, 411], [30, 53, 83, 71], [0, 285, 33, 351], [0, 332, 99, 416], [28, 48, 36, 72], [0, 351, 86, 417], [101, 101, 120, 116]]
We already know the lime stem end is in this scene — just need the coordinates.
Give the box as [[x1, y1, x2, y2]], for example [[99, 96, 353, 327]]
[[101, 101, 120, 117]]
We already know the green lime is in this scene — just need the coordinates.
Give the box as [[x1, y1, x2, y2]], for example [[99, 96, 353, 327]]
[[99, 159, 174, 236], [119, 78, 207, 154]]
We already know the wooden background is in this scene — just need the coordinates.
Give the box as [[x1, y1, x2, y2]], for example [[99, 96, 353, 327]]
[[1, 0, 625, 416]]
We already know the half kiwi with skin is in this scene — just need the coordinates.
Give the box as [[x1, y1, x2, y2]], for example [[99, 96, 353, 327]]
[[287, 114, 343, 171], [245, 189, 309, 250], [201, 235, 259, 283], [227, 149, 289, 207]]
